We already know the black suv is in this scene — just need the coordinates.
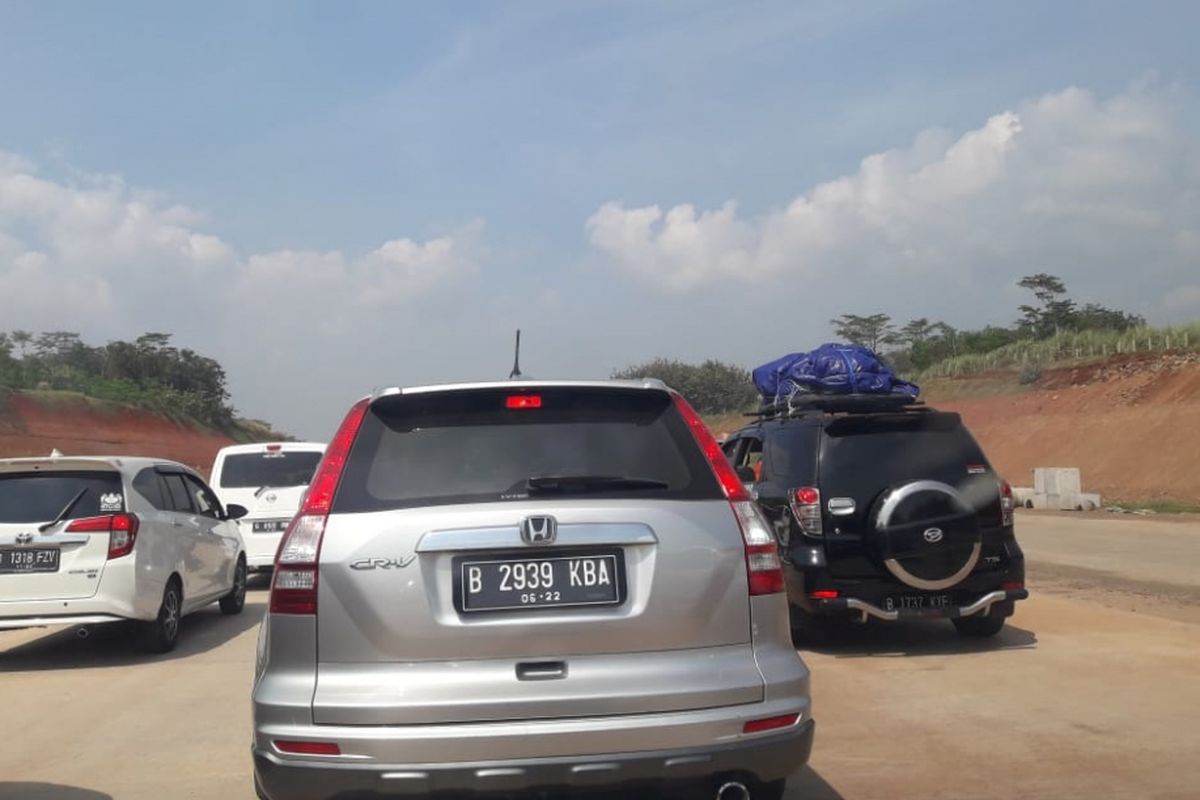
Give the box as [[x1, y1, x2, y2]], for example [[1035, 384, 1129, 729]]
[[723, 395, 1027, 637]]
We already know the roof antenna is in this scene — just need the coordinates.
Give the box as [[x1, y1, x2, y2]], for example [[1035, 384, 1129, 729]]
[[509, 329, 523, 380]]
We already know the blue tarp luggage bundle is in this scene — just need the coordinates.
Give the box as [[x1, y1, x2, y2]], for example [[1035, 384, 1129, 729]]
[[752, 343, 920, 406]]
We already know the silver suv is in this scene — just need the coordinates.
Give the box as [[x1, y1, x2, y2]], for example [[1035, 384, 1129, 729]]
[[252, 380, 814, 799]]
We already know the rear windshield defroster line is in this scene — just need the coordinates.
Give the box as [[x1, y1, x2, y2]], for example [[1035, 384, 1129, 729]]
[[332, 387, 723, 512]]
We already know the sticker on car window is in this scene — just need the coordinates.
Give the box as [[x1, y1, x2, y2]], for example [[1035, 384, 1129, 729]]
[[99, 492, 124, 512]]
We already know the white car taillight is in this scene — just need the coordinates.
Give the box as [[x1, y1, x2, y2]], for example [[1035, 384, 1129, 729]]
[[672, 393, 784, 596], [790, 486, 823, 537], [66, 513, 140, 560], [269, 398, 370, 616]]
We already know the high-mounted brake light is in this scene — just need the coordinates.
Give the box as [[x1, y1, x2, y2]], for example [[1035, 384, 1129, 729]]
[[671, 393, 782, 595], [266, 444, 283, 453], [505, 394, 542, 409], [66, 513, 140, 560], [270, 397, 370, 615], [790, 487, 823, 537], [999, 480, 1015, 527]]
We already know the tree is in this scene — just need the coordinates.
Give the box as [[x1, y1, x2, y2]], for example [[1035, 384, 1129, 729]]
[[10, 330, 32, 359], [1017, 273, 1076, 337], [611, 358, 757, 414], [829, 313, 899, 352]]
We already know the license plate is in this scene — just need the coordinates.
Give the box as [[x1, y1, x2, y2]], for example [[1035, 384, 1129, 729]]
[[458, 551, 623, 612], [251, 520, 289, 534], [0, 548, 61, 574], [884, 594, 952, 614]]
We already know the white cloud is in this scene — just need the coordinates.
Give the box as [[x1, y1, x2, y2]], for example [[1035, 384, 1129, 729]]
[[0, 151, 483, 432], [586, 86, 1200, 315]]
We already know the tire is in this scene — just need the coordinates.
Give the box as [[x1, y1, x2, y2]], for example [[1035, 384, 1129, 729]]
[[220, 557, 247, 615], [952, 613, 1006, 637], [142, 579, 182, 654]]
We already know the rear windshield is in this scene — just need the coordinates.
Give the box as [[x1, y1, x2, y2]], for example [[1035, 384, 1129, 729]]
[[0, 471, 125, 524], [218, 451, 323, 489], [334, 387, 722, 512], [820, 412, 991, 494]]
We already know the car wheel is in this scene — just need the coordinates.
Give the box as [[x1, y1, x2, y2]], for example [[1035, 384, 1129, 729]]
[[142, 579, 182, 654], [220, 557, 248, 615], [952, 613, 1006, 637]]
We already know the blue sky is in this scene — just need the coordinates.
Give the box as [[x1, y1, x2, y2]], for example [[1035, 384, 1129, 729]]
[[2, 1, 1199, 436]]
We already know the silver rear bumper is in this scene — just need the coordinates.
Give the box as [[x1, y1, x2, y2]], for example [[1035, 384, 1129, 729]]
[[253, 718, 814, 800]]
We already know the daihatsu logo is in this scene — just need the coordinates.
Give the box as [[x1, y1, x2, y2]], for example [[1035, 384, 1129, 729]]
[[521, 515, 557, 545]]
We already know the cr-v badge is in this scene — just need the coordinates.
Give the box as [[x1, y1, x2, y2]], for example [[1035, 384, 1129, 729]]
[[350, 555, 416, 570]]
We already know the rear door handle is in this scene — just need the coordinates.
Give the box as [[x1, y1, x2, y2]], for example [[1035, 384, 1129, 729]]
[[516, 661, 567, 681]]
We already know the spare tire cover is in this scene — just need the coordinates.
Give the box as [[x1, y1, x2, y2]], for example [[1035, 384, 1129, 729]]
[[871, 480, 981, 591]]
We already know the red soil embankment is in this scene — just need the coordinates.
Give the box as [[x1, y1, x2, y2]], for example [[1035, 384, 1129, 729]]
[[0, 391, 236, 475], [931, 354, 1200, 504]]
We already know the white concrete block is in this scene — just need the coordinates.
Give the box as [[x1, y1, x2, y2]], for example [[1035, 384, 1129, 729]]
[[1033, 468, 1082, 496]]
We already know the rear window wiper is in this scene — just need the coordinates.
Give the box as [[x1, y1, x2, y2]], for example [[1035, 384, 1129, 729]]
[[253, 485, 279, 498], [38, 488, 88, 533], [525, 475, 670, 494]]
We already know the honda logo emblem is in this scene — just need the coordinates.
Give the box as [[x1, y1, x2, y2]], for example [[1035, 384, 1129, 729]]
[[923, 527, 944, 544], [521, 515, 557, 545], [15, 532, 34, 545]]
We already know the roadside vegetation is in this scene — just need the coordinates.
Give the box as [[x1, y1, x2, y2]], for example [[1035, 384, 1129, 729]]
[[0, 330, 275, 437], [828, 273, 1188, 380], [611, 358, 758, 414]]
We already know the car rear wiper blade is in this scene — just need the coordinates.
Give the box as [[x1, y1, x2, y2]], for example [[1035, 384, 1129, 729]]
[[525, 475, 670, 494], [253, 485, 279, 498], [38, 488, 88, 533]]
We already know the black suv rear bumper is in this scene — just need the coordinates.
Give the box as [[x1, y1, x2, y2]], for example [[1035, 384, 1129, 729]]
[[816, 588, 1028, 621]]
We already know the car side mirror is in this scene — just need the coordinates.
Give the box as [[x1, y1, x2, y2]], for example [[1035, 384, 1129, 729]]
[[225, 503, 249, 521], [735, 466, 757, 483]]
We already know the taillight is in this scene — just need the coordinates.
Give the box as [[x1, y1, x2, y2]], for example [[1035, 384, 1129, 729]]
[[999, 480, 1014, 527], [670, 393, 749, 502], [671, 394, 782, 595], [66, 513, 140, 560], [270, 397, 370, 615], [790, 486, 823, 537]]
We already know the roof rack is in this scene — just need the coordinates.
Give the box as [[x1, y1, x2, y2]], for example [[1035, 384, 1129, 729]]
[[747, 393, 926, 419]]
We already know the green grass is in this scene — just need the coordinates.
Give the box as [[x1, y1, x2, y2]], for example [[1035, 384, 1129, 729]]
[[917, 322, 1200, 379], [1106, 499, 1200, 515]]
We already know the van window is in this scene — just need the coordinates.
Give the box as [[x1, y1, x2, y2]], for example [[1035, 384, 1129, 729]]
[[218, 451, 323, 489]]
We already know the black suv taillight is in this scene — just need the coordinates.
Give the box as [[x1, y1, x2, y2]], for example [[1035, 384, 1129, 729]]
[[790, 487, 823, 537]]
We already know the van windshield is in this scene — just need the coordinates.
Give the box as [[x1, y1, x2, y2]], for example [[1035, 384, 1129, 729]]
[[218, 452, 323, 489]]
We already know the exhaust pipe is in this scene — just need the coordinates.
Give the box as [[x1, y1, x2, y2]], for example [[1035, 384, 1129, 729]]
[[716, 781, 750, 800], [76, 626, 90, 640]]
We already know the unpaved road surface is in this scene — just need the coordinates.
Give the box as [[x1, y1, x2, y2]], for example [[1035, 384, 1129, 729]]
[[2, 514, 1198, 800]]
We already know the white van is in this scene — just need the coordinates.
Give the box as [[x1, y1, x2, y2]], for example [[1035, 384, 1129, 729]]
[[209, 442, 326, 572]]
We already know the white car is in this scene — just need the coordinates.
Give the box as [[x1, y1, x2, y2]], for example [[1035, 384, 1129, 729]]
[[209, 442, 326, 572], [0, 455, 249, 653]]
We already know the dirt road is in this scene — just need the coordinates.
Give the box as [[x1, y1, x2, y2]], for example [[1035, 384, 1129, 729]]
[[2, 514, 1198, 800]]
